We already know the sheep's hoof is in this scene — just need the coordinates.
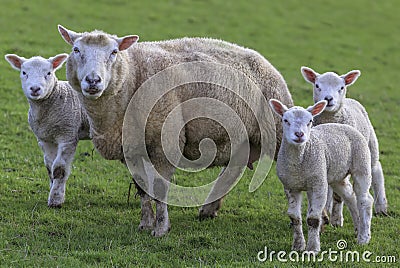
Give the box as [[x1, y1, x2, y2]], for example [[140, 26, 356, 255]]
[[198, 210, 218, 221], [374, 204, 388, 216], [291, 240, 306, 252], [48, 195, 64, 208], [151, 226, 170, 237], [357, 234, 371, 245], [48, 203, 63, 209], [138, 219, 155, 231], [198, 200, 222, 220], [330, 215, 343, 228]]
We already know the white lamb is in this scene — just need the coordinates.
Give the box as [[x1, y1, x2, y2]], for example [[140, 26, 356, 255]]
[[57, 25, 293, 237], [301, 66, 388, 225], [5, 54, 90, 207], [269, 99, 373, 253]]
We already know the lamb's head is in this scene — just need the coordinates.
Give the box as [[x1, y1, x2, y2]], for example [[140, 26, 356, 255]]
[[269, 99, 327, 145], [301, 66, 360, 113], [5, 54, 68, 101], [58, 25, 139, 99]]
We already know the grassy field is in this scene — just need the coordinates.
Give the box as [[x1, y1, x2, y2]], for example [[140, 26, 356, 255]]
[[1, 0, 399, 267]]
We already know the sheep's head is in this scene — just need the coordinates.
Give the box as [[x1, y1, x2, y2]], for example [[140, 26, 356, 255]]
[[58, 25, 139, 99], [5, 54, 68, 101], [301, 66, 360, 113], [269, 99, 327, 145]]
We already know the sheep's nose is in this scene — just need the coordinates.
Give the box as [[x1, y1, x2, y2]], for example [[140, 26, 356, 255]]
[[295, 132, 304, 138], [85, 75, 101, 86], [324, 96, 333, 104], [30, 86, 41, 93]]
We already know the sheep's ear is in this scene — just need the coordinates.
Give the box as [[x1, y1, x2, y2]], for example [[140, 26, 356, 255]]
[[301, 66, 319, 84], [269, 99, 288, 117], [58, 25, 81, 45], [117, 35, 139, 51], [341, 70, 360, 86], [5, 54, 25, 71], [49, 53, 69, 71], [308, 100, 327, 116]]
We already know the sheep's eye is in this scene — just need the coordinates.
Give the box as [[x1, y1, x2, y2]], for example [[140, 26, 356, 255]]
[[111, 49, 118, 55], [283, 119, 290, 125], [73, 47, 80, 53], [22, 71, 26, 75], [307, 120, 312, 126], [47, 72, 51, 76], [315, 84, 319, 89], [339, 86, 344, 91]]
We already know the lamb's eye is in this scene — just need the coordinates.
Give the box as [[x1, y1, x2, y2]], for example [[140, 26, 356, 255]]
[[111, 49, 118, 55], [22, 71, 26, 75], [308, 120, 312, 126], [73, 47, 80, 53], [315, 84, 319, 89], [47, 72, 51, 76], [283, 119, 290, 125], [339, 86, 344, 92]]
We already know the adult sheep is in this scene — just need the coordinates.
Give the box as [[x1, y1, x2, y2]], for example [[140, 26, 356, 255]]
[[58, 25, 293, 237]]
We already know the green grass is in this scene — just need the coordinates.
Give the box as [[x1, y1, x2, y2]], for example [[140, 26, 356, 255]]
[[1, 0, 399, 267]]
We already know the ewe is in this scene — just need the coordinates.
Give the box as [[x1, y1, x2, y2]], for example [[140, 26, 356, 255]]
[[57, 25, 293, 237], [5, 54, 90, 207], [301, 66, 387, 226], [269, 99, 373, 253]]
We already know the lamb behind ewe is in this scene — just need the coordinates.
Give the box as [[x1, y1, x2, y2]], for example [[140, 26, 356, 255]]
[[269, 99, 373, 253], [5, 54, 90, 207], [301, 66, 388, 225], [57, 25, 293, 237]]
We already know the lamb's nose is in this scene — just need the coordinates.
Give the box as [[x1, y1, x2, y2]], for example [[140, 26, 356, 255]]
[[295, 132, 304, 138], [30, 86, 40, 93], [85, 75, 101, 86], [324, 96, 333, 104]]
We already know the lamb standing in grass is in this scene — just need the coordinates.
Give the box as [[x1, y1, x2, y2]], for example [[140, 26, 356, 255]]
[[5, 54, 90, 207], [301, 66, 388, 224], [269, 99, 373, 253], [57, 25, 293, 237]]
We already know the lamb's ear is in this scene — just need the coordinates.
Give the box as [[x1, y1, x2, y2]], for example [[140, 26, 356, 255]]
[[301, 66, 319, 84], [58, 25, 81, 45], [49, 53, 69, 71], [117, 35, 139, 51], [5, 54, 25, 71], [341, 70, 361, 86], [307, 100, 327, 116], [269, 99, 288, 117]]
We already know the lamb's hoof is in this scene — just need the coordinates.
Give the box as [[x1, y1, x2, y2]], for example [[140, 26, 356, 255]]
[[138, 221, 155, 231], [330, 216, 343, 227], [357, 234, 371, 245], [199, 209, 218, 221], [292, 239, 306, 252], [151, 226, 171, 237], [374, 204, 388, 216], [48, 196, 64, 208]]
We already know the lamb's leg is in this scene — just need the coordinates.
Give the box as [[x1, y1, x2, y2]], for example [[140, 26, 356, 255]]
[[306, 184, 327, 253], [39, 141, 57, 190], [330, 180, 359, 235], [352, 174, 373, 245], [286, 190, 305, 251], [199, 167, 225, 220], [135, 182, 155, 231], [369, 134, 388, 215], [48, 141, 77, 207], [199, 166, 243, 220]]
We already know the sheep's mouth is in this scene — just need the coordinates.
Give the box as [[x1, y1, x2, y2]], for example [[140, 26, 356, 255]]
[[292, 138, 305, 144], [30, 92, 40, 97], [84, 88, 100, 95]]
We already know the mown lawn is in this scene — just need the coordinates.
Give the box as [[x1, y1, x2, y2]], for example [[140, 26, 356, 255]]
[[0, 0, 399, 267]]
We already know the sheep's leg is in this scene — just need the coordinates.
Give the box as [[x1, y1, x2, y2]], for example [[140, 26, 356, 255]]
[[48, 141, 77, 207], [199, 165, 243, 220], [39, 141, 57, 189], [330, 180, 359, 235], [306, 184, 327, 253], [352, 174, 373, 244], [369, 134, 388, 215], [199, 167, 226, 220], [286, 190, 305, 251], [150, 159, 173, 237], [135, 182, 155, 231]]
